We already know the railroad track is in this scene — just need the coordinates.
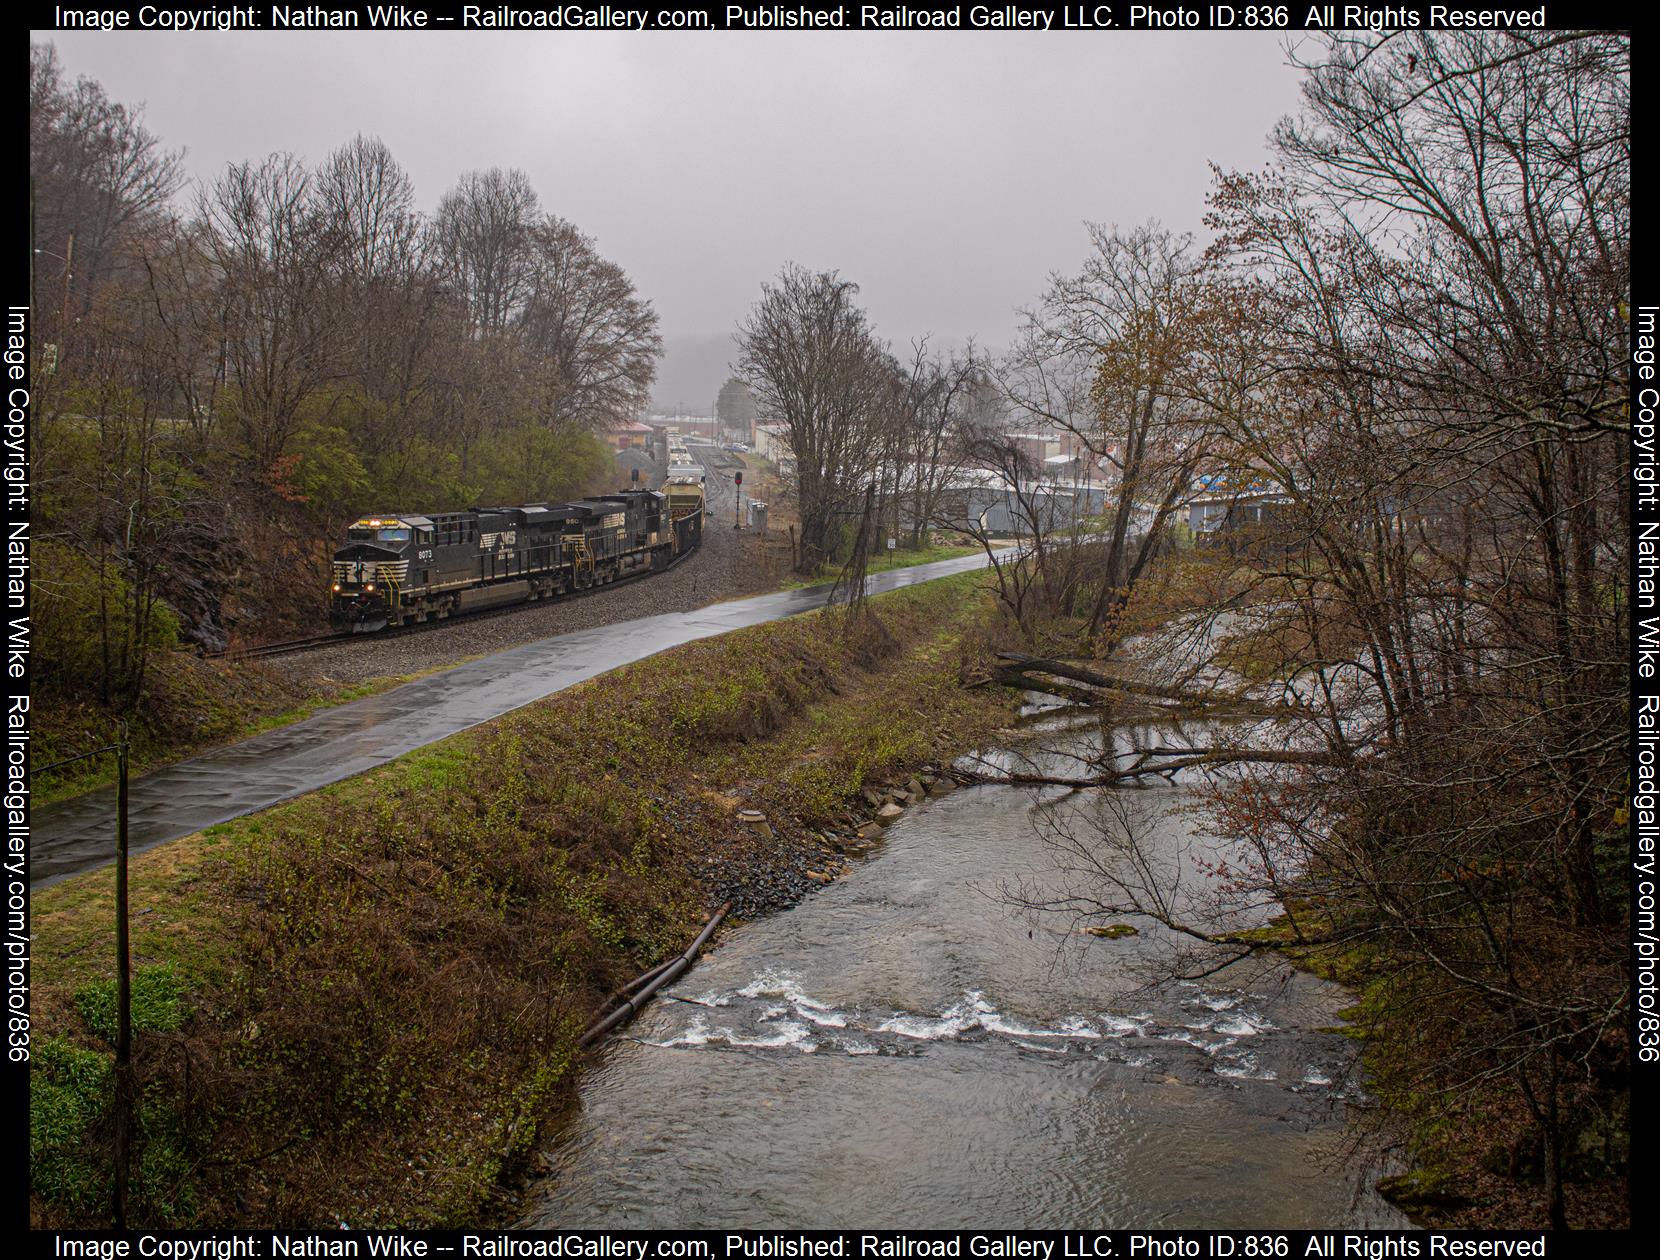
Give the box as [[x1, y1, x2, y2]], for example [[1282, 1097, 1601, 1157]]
[[213, 631, 355, 661], [688, 443, 743, 473]]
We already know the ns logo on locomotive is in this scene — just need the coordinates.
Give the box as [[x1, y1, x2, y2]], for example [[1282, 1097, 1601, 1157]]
[[329, 478, 705, 632]]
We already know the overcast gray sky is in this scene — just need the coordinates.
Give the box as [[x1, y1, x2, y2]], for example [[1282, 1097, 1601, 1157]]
[[37, 30, 1307, 408]]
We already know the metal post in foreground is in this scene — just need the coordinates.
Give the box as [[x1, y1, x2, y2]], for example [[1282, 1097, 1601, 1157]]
[[113, 726, 132, 1229]]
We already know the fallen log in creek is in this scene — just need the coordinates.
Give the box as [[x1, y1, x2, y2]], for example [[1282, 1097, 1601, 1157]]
[[956, 743, 1343, 790], [579, 901, 732, 1048], [989, 651, 1307, 717]]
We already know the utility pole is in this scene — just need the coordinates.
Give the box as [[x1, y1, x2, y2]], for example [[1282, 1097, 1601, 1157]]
[[63, 230, 75, 327], [113, 724, 132, 1230]]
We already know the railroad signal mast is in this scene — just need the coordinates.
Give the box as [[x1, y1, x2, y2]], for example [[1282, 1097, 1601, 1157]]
[[734, 469, 743, 529]]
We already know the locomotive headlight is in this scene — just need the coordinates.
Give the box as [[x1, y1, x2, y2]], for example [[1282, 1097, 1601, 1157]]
[[332, 583, 340, 592], [365, 583, 374, 592]]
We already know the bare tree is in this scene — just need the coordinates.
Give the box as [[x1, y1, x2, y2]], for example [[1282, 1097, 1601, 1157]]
[[314, 134, 424, 284], [734, 265, 893, 571], [35, 242, 213, 700], [942, 430, 1049, 633], [313, 136, 451, 476], [516, 215, 662, 433], [134, 216, 228, 450], [979, 32, 1630, 1229], [196, 154, 343, 470], [433, 167, 540, 338], [895, 337, 978, 549], [29, 41, 183, 337], [1003, 222, 1212, 644]]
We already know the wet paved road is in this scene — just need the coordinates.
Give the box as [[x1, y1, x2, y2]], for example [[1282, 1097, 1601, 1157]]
[[31, 550, 1002, 888]]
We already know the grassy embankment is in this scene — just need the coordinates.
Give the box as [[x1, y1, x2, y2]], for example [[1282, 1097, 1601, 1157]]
[[30, 571, 1017, 1228]]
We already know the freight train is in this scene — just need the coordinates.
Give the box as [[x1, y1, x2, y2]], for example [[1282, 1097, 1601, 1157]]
[[329, 479, 705, 632]]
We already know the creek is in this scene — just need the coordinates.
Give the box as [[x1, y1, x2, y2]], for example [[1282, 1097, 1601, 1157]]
[[523, 721, 1406, 1229]]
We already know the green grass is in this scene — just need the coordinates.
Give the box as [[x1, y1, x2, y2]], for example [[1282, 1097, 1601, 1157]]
[[779, 540, 984, 589], [74, 964, 188, 1045], [31, 1037, 116, 1215]]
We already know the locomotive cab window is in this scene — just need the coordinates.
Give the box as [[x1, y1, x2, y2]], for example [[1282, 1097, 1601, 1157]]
[[348, 525, 411, 543]]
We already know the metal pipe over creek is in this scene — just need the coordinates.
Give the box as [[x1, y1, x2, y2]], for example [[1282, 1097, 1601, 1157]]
[[579, 901, 732, 1048]]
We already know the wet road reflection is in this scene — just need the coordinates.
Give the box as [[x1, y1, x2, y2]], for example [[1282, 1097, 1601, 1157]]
[[32, 550, 1003, 887]]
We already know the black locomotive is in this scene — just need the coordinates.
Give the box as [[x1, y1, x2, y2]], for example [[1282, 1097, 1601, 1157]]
[[329, 480, 705, 632]]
